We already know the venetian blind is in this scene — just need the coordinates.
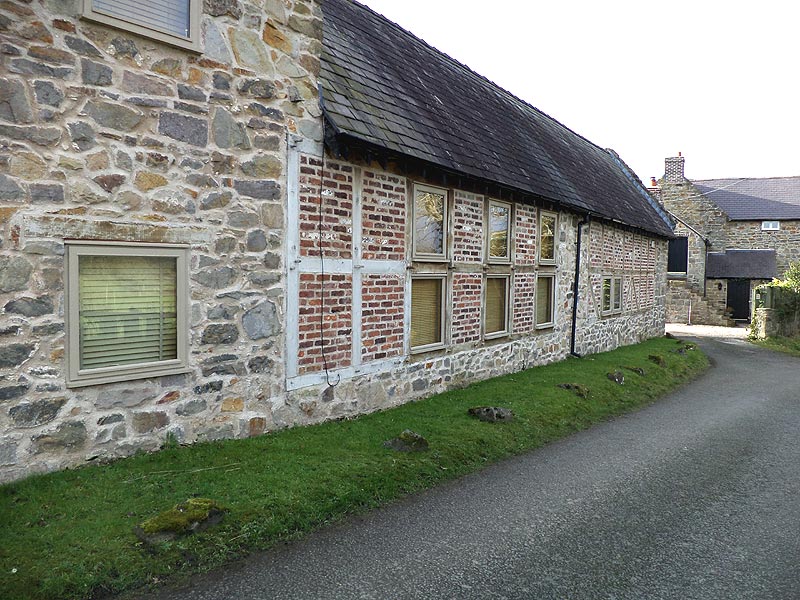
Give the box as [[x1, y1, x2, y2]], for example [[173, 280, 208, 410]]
[[79, 255, 178, 370], [485, 278, 507, 334], [411, 278, 442, 348], [536, 276, 553, 324], [93, 0, 190, 38]]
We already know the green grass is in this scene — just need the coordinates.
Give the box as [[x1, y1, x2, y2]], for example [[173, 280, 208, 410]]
[[751, 335, 800, 357], [0, 337, 708, 600]]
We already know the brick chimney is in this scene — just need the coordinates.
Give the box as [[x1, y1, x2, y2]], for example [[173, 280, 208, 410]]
[[664, 153, 685, 182]]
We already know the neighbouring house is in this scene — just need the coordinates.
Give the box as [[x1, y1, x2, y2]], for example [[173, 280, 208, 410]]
[[0, 0, 671, 483], [653, 154, 800, 325]]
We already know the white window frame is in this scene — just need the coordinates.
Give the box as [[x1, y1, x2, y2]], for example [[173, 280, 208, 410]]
[[484, 274, 511, 339], [412, 183, 449, 261], [487, 200, 513, 263], [761, 221, 780, 231], [601, 276, 623, 315], [535, 273, 556, 329], [409, 273, 447, 353], [538, 210, 558, 265], [65, 240, 190, 388], [82, 0, 202, 52]]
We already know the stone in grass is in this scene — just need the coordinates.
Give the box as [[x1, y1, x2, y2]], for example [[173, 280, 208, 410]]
[[607, 371, 625, 385], [135, 498, 227, 545], [557, 383, 590, 399], [468, 406, 514, 423], [648, 354, 666, 367], [383, 429, 428, 453], [622, 365, 646, 377]]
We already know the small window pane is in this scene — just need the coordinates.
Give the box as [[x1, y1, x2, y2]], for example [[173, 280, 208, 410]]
[[540, 214, 556, 262], [489, 203, 510, 259], [536, 276, 554, 325], [79, 255, 178, 369], [485, 278, 507, 335], [612, 278, 622, 312], [411, 278, 443, 348], [667, 237, 688, 273], [602, 278, 612, 312], [414, 189, 446, 256]]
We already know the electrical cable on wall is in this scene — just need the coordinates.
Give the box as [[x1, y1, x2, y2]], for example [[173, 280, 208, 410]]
[[316, 119, 340, 388]]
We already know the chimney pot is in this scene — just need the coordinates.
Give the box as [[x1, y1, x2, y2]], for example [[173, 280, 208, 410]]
[[650, 177, 658, 187]]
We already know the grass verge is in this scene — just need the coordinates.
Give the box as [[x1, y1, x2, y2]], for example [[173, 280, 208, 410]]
[[0, 337, 708, 600], [750, 335, 800, 357]]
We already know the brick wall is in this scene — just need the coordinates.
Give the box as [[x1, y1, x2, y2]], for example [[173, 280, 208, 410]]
[[297, 272, 353, 374], [452, 191, 484, 262], [298, 157, 354, 259], [451, 273, 482, 344], [514, 203, 537, 265], [361, 170, 405, 262], [361, 273, 404, 362], [512, 272, 536, 334]]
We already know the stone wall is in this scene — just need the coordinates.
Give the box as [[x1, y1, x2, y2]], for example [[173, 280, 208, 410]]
[[0, 0, 322, 482], [725, 220, 800, 276]]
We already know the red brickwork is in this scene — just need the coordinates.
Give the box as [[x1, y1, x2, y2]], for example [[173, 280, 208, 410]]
[[515, 203, 537, 265], [452, 192, 484, 263], [361, 170, 406, 261], [298, 272, 353, 375], [451, 273, 482, 343], [513, 272, 536, 334], [361, 274, 405, 362], [299, 155, 354, 259]]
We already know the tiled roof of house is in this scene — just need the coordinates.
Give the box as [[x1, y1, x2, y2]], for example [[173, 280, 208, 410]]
[[692, 177, 800, 220], [705, 249, 777, 279], [319, 0, 674, 238]]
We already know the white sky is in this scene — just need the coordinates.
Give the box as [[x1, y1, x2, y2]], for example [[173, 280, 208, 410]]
[[357, 0, 800, 183]]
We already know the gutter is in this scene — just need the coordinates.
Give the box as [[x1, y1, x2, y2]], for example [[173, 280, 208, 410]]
[[570, 214, 590, 357]]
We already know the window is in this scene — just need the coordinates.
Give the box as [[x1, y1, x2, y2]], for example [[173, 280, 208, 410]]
[[484, 276, 509, 337], [413, 184, 448, 260], [488, 201, 512, 262], [82, 0, 201, 51], [66, 241, 189, 387], [602, 276, 623, 315], [538, 211, 557, 264], [667, 236, 688, 274], [410, 276, 445, 351], [535, 274, 555, 328], [762, 221, 780, 231]]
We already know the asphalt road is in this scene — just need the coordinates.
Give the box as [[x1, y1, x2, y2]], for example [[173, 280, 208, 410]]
[[145, 328, 800, 600]]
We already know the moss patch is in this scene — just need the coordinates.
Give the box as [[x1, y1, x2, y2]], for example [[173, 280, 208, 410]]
[[140, 498, 227, 536]]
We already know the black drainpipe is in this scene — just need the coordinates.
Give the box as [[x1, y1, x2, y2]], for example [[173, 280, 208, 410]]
[[570, 214, 590, 357]]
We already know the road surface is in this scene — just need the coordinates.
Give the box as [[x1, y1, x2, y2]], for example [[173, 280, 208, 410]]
[[144, 326, 800, 599]]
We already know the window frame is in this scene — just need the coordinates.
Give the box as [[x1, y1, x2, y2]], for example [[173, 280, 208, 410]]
[[538, 210, 558, 265], [761, 220, 780, 231], [82, 0, 202, 52], [484, 274, 511, 339], [601, 276, 623, 315], [667, 236, 689, 276], [535, 273, 556, 329], [65, 240, 190, 388], [412, 183, 449, 262], [487, 199, 513, 263], [409, 273, 447, 353]]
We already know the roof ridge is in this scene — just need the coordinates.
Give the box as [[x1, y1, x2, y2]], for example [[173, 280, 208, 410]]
[[693, 174, 800, 183]]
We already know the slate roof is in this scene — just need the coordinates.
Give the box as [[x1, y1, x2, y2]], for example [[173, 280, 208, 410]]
[[319, 0, 674, 238], [705, 250, 777, 279], [692, 177, 800, 221]]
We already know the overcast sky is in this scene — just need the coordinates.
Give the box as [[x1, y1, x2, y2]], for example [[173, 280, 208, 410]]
[[357, 0, 799, 183]]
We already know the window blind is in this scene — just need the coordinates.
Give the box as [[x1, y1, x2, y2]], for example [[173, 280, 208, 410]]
[[79, 255, 178, 370], [536, 276, 553, 324], [93, 0, 190, 37], [411, 278, 442, 347], [485, 278, 507, 334]]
